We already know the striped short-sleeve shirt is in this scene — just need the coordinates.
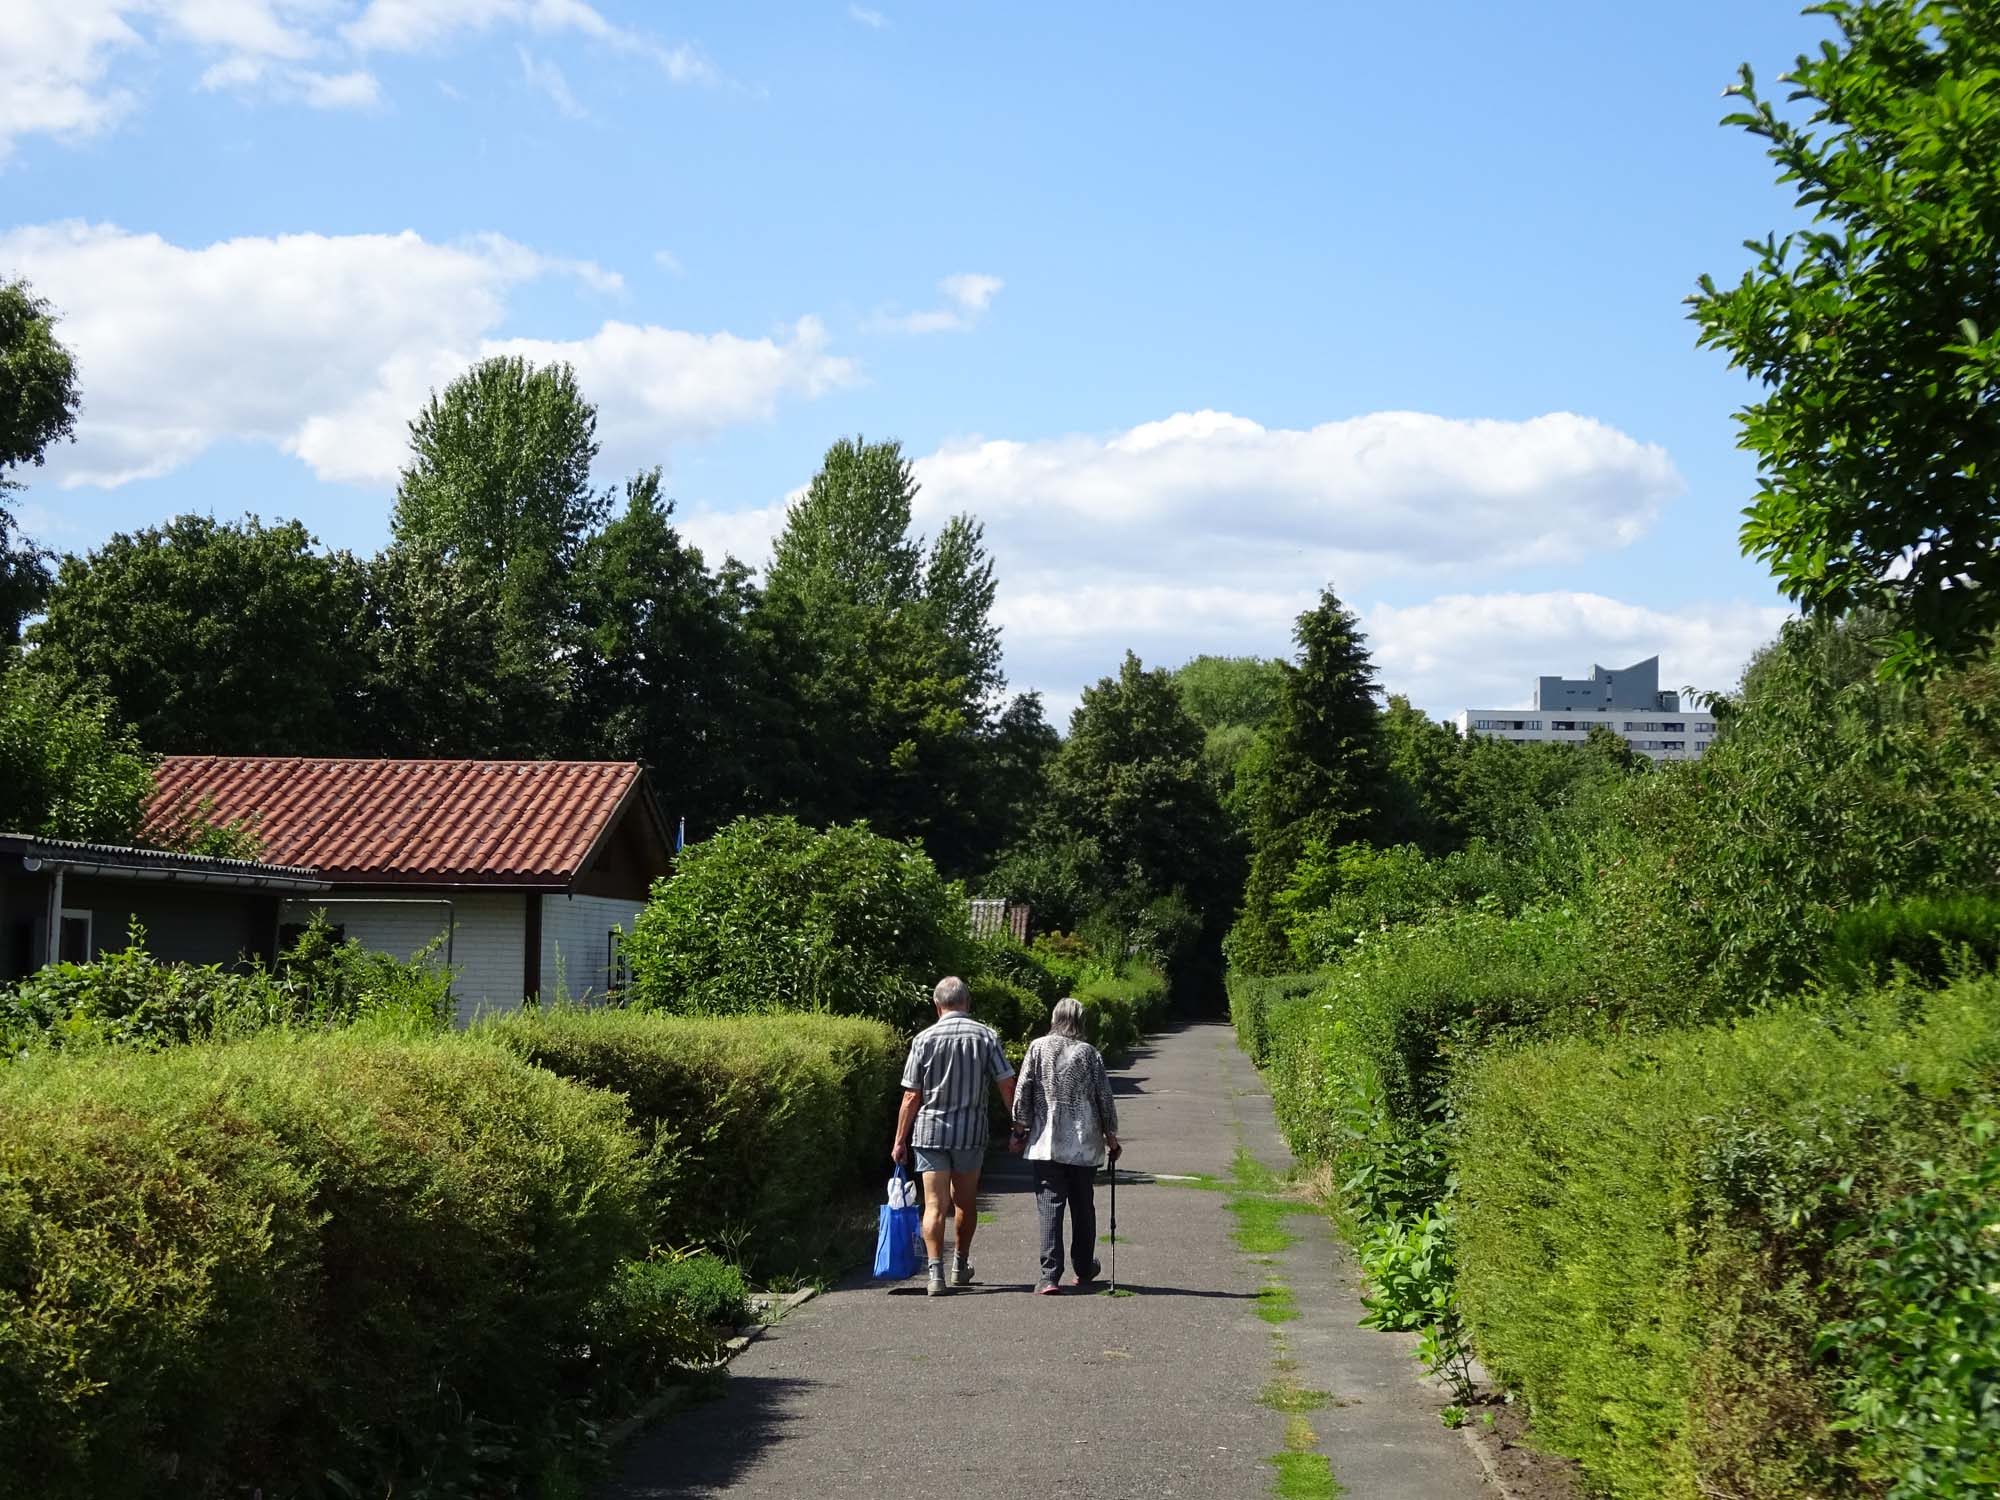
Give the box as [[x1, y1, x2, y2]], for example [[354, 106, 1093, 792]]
[[900, 1011, 1014, 1151]]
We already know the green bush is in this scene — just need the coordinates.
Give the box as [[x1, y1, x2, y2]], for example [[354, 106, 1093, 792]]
[[967, 975, 1040, 1047], [1226, 968, 1324, 1066], [483, 1006, 903, 1274], [1029, 929, 1113, 990], [1824, 891, 2000, 993], [0, 915, 452, 1056], [0, 1030, 649, 1499], [975, 932, 1063, 1006], [1825, 1116, 2000, 1499], [644, 1250, 751, 1329], [1454, 978, 2000, 1500], [1073, 960, 1170, 1061], [624, 815, 973, 1030]]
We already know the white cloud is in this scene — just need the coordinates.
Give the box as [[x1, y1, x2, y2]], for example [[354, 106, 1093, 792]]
[[1363, 591, 1792, 713], [0, 221, 853, 489], [1, 0, 714, 161], [910, 408, 1677, 588], [518, 46, 584, 118], [299, 68, 381, 110], [653, 249, 684, 275], [870, 271, 1005, 334], [664, 407, 1709, 714], [848, 5, 888, 28]]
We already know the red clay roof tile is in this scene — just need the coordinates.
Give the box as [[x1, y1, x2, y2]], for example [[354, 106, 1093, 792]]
[[147, 757, 644, 887]]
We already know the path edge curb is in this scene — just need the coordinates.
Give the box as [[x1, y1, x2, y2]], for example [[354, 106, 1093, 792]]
[[1459, 1422, 1524, 1496]]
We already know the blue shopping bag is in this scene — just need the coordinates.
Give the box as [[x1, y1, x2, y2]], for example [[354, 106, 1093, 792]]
[[872, 1164, 924, 1279]]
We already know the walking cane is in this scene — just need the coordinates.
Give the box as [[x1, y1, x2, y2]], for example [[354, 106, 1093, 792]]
[[1108, 1155, 1118, 1293]]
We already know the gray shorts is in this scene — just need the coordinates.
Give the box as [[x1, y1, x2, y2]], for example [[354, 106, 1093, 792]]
[[913, 1145, 984, 1176]]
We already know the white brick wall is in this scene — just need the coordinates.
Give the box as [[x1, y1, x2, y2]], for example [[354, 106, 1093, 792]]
[[539, 892, 645, 1002], [281, 891, 530, 1027]]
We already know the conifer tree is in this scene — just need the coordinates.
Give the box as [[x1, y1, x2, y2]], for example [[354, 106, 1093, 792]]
[[1229, 586, 1388, 973]]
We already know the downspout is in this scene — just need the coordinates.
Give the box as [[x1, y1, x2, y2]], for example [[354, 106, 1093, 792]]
[[47, 863, 64, 965]]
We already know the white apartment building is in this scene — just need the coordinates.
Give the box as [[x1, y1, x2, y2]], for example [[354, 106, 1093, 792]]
[[1455, 656, 1716, 761]]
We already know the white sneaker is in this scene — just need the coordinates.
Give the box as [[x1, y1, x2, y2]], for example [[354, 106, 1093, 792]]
[[951, 1259, 975, 1287], [926, 1266, 948, 1297]]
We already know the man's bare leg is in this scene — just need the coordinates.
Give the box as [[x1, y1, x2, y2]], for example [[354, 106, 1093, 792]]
[[920, 1170, 953, 1265], [949, 1170, 981, 1272]]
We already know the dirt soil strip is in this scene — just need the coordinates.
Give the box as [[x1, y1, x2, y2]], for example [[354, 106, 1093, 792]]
[[599, 1021, 1496, 1500]]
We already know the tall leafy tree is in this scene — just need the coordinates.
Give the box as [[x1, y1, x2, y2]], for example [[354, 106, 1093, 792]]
[[380, 356, 608, 752], [0, 279, 79, 645], [0, 672, 151, 842], [1693, 1, 2000, 674], [1377, 694, 1467, 852], [1230, 586, 1389, 974], [569, 470, 757, 829], [755, 436, 1006, 870], [1040, 651, 1239, 925], [26, 516, 376, 753], [1173, 654, 1290, 828]]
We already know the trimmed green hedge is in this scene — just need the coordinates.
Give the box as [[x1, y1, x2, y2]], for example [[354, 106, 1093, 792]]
[[1075, 960, 1170, 1061], [483, 1006, 903, 1272], [1455, 978, 2000, 1500], [1226, 968, 1325, 1067], [0, 1030, 649, 1499]]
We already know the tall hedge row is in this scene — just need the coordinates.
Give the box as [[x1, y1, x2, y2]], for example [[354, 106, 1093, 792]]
[[483, 1007, 904, 1272], [1455, 980, 2000, 1500], [0, 1011, 907, 1499]]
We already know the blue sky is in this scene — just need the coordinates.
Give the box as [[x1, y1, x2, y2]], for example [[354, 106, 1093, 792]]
[[6, 1, 1828, 719]]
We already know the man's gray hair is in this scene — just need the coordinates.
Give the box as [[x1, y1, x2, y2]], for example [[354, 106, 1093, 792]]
[[933, 975, 971, 1010], [1050, 997, 1087, 1040]]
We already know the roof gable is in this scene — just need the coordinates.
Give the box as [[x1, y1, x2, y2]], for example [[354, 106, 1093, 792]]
[[148, 758, 662, 888]]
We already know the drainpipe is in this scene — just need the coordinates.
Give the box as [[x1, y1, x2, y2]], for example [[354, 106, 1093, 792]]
[[45, 863, 64, 965]]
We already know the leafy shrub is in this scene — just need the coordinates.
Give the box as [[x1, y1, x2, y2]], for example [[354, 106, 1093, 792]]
[[1823, 891, 2000, 993], [1455, 979, 2000, 1500], [1281, 839, 1528, 968], [483, 1006, 903, 1274], [0, 915, 451, 1056], [968, 975, 1039, 1047], [645, 1251, 751, 1329], [1226, 968, 1323, 1066], [1825, 1116, 2000, 1499], [1073, 960, 1170, 1061], [1356, 1205, 1473, 1400], [624, 815, 973, 1030], [1029, 929, 1112, 989], [976, 933, 1063, 1005], [582, 1256, 720, 1400], [0, 1030, 650, 1499]]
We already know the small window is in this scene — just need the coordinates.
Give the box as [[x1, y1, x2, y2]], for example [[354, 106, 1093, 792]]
[[606, 929, 632, 998], [58, 909, 92, 964]]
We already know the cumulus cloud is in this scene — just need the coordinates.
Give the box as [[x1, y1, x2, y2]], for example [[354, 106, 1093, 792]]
[[870, 272, 1005, 334], [911, 408, 1677, 587], [1, 0, 713, 160], [1, 221, 854, 488]]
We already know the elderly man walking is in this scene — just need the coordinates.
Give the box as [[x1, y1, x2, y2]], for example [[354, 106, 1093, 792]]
[[892, 976, 1016, 1297]]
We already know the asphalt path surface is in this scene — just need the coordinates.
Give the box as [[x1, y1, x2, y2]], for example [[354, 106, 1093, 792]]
[[602, 1020, 1490, 1499]]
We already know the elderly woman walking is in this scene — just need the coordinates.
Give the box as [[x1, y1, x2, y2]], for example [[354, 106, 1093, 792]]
[[1008, 998, 1121, 1294]]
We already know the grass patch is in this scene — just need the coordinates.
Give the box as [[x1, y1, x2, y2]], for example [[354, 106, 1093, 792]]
[[1159, 1172, 1227, 1192], [1104, 1287, 1136, 1298], [1268, 1451, 1343, 1498], [1230, 1196, 1303, 1254], [1232, 1147, 1285, 1193], [1255, 1284, 1300, 1324], [977, 1211, 996, 1224], [1259, 1381, 1333, 1413], [1285, 1416, 1318, 1448]]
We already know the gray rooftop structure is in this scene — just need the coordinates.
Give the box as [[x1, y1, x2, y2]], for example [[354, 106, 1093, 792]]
[[1532, 656, 1680, 714]]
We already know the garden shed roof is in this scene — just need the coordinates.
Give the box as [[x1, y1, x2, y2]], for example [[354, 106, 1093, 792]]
[[148, 757, 661, 890]]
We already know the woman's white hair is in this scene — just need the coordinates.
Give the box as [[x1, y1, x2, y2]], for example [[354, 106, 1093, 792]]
[[1049, 997, 1087, 1040]]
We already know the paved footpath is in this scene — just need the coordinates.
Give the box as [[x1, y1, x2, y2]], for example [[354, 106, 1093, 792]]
[[603, 1021, 1491, 1499]]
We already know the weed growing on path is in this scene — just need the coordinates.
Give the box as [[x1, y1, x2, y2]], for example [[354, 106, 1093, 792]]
[[1259, 1381, 1334, 1413], [1268, 1450, 1345, 1498], [1255, 1284, 1300, 1324]]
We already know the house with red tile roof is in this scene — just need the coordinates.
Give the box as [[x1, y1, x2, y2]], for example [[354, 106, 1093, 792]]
[[148, 757, 674, 1023]]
